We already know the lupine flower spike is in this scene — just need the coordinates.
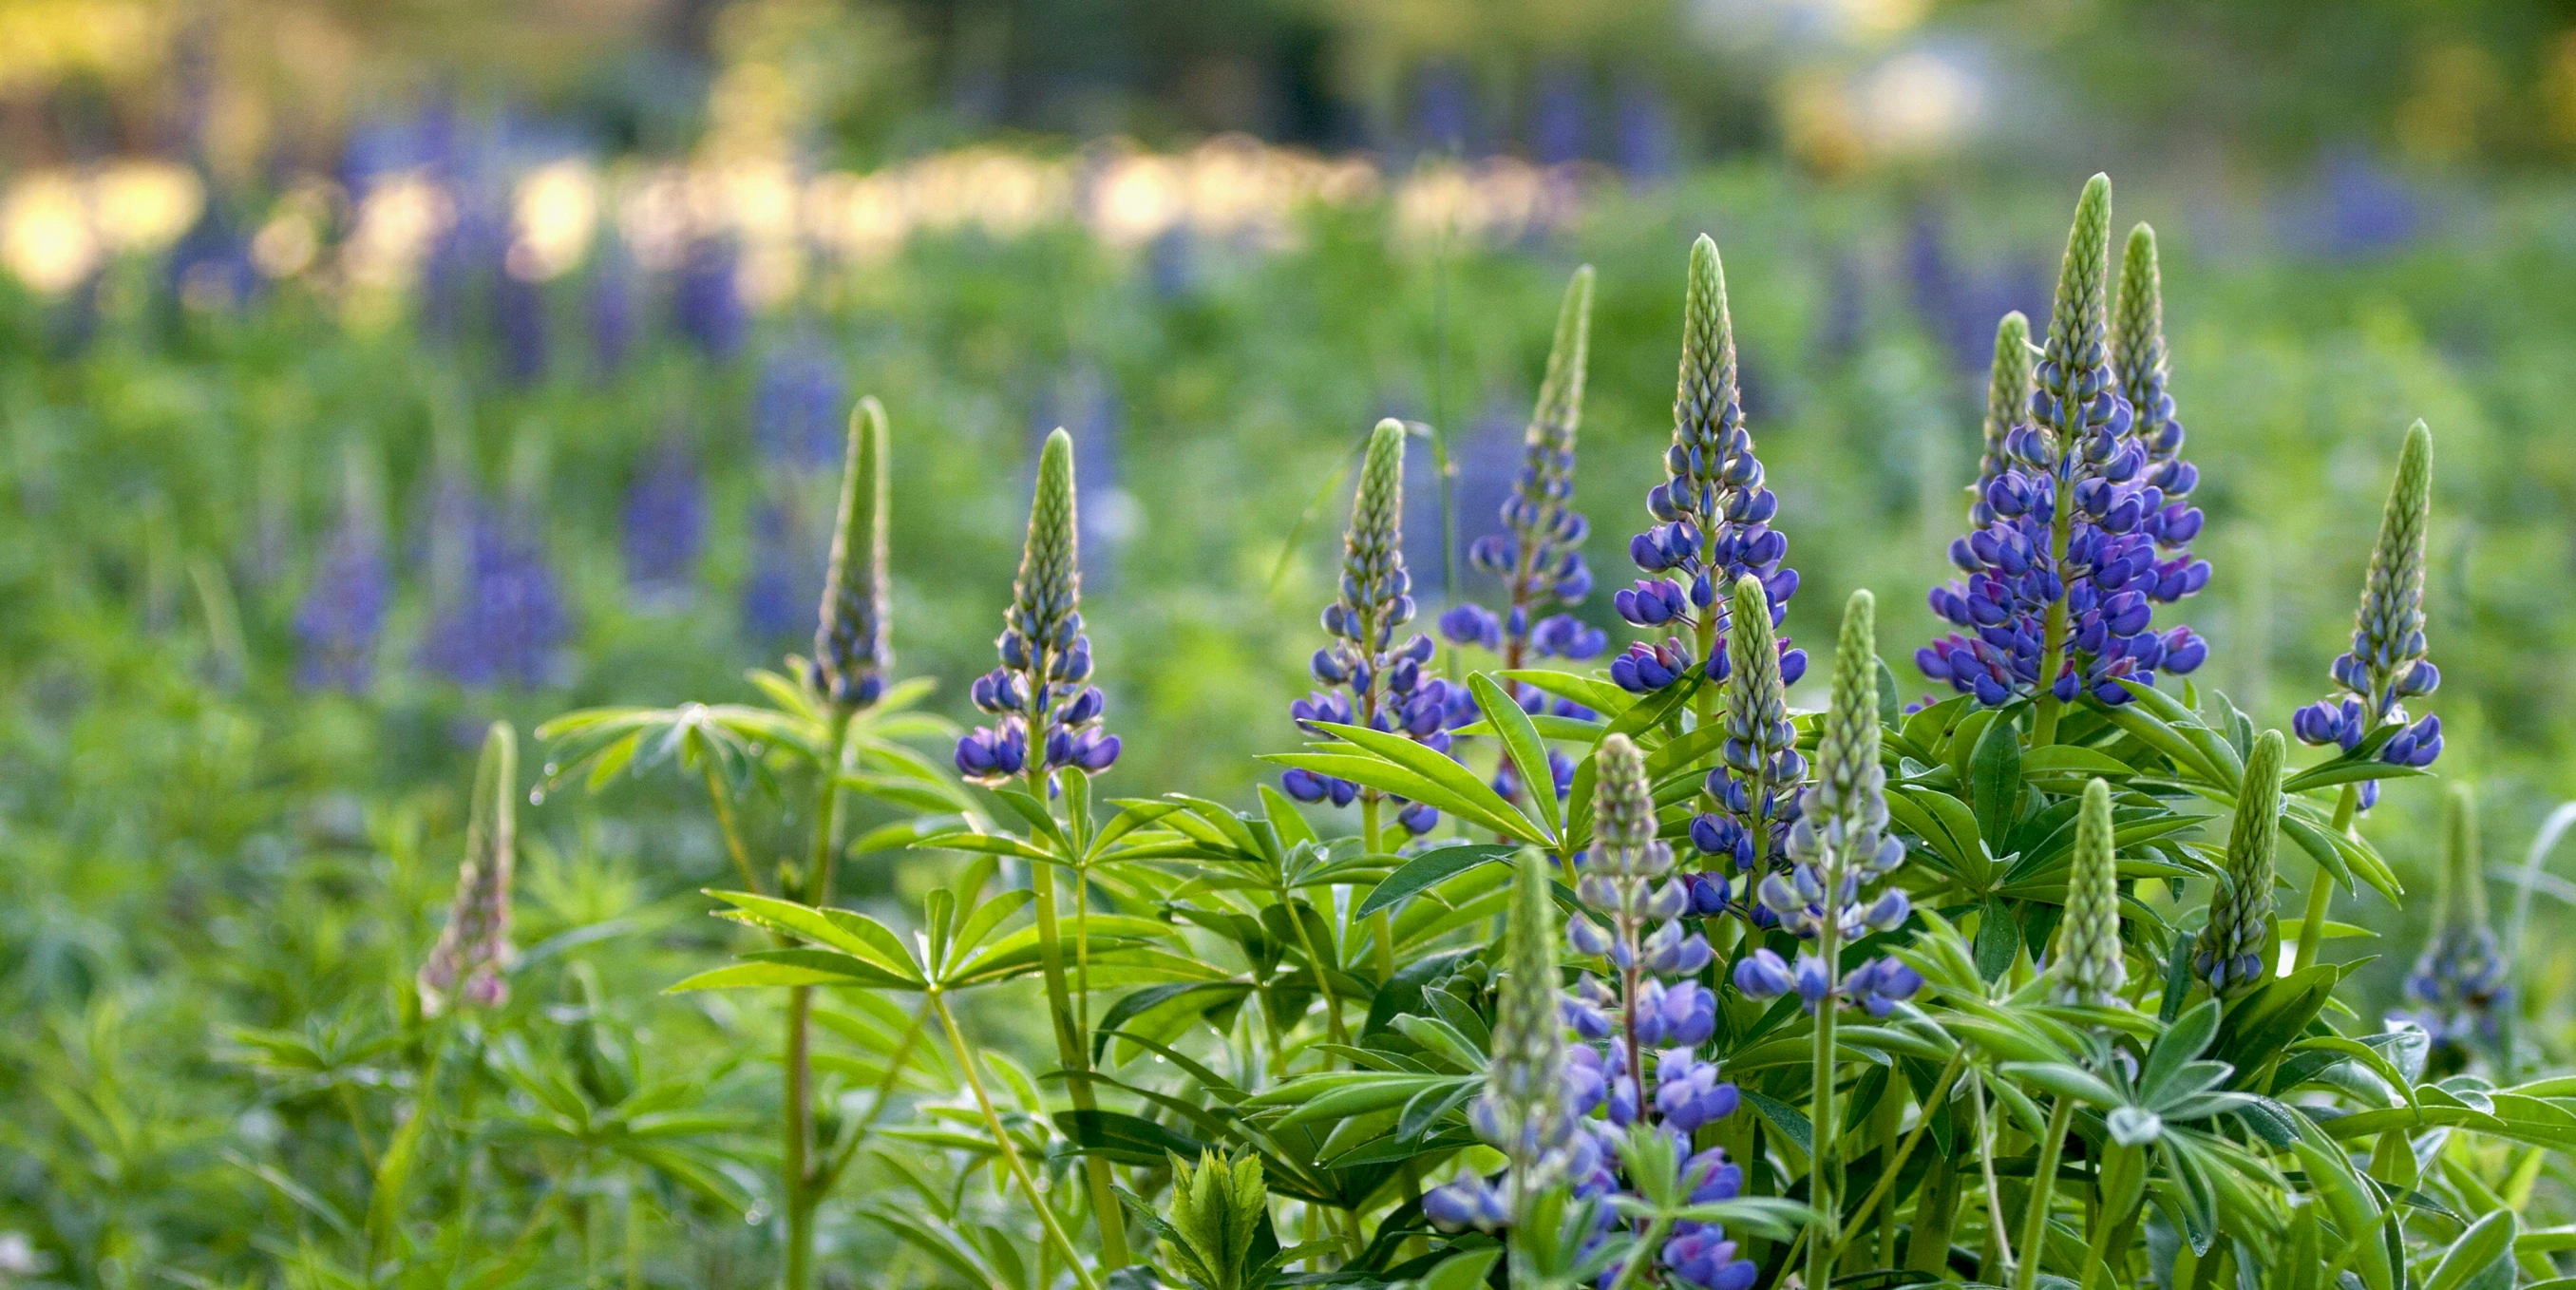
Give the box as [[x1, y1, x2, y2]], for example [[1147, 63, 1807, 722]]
[[1280, 419, 1457, 834], [1476, 847, 1577, 1204], [1614, 236, 1803, 697], [1736, 589, 1922, 1015], [2191, 730, 2286, 996], [1685, 575, 1806, 916], [1443, 265, 1604, 671], [2049, 778, 2128, 1007], [1547, 737, 1751, 1290], [419, 722, 519, 1014], [2292, 421, 2439, 809], [2396, 783, 2508, 1049], [806, 398, 891, 711], [1919, 179, 2207, 713], [956, 428, 1120, 786]]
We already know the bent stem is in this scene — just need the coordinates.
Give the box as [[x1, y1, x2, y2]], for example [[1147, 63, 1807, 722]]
[[1973, 1075, 2017, 1281], [818, 995, 935, 1190], [931, 991, 1100, 1290], [2012, 1096, 2076, 1290], [2291, 784, 2361, 972]]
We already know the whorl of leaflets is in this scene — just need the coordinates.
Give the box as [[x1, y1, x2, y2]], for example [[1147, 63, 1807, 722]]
[[1918, 178, 2209, 709], [1610, 235, 1806, 697], [418, 722, 519, 1014], [956, 428, 1121, 785], [1280, 420, 1458, 834], [2292, 421, 2442, 810], [1734, 590, 1923, 1016], [2396, 783, 2510, 1048], [2049, 778, 2129, 1008], [806, 398, 892, 711], [1441, 265, 1610, 675], [2190, 730, 2286, 996]]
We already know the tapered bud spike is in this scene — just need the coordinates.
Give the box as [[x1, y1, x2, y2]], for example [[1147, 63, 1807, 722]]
[[2051, 778, 2127, 1007], [1530, 265, 1595, 457], [1976, 312, 2034, 503], [1474, 846, 1573, 1190], [1817, 589, 1881, 807], [810, 397, 891, 709], [1594, 733, 1655, 857], [2440, 781, 2483, 929], [2112, 225, 2166, 416], [2191, 730, 2285, 996], [1012, 427, 1082, 647], [2354, 421, 2434, 711], [1672, 237, 1741, 502], [1727, 575, 1783, 712], [419, 721, 519, 1014]]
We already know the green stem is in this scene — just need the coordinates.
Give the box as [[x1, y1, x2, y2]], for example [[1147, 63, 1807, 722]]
[[2030, 501, 2076, 748], [2292, 785, 2362, 972], [1973, 1076, 2015, 1282], [784, 711, 850, 1290], [1905, 1150, 1961, 1276], [1823, 1052, 1965, 1266], [704, 763, 765, 897], [1280, 877, 1350, 1049], [1022, 766, 1129, 1270], [1361, 794, 1396, 983], [931, 993, 1100, 1290], [1805, 914, 1845, 1290], [2012, 1097, 2076, 1290], [2077, 1144, 2144, 1290]]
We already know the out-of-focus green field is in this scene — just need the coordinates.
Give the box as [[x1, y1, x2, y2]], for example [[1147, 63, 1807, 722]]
[[5, 164, 2574, 1281]]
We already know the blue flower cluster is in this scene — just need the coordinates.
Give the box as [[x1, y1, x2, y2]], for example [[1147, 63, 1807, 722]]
[[621, 436, 704, 598], [2292, 422, 2440, 810], [418, 498, 567, 690], [1612, 237, 1804, 698], [1281, 422, 1455, 835], [1919, 187, 2207, 709], [957, 429, 1121, 784], [294, 482, 389, 692]]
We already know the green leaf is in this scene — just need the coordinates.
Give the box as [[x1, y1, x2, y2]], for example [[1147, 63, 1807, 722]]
[[1974, 897, 2020, 983], [1355, 844, 1519, 919], [1740, 1090, 1812, 1156], [1469, 673, 1563, 839], [1969, 716, 2024, 846], [1419, 1247, 1504, 1290]]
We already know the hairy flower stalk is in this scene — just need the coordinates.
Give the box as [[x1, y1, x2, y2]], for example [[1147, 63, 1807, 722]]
[[418, 722, 518, 1014], [952, 427, 1128, 1267], [806, 398, 892, 711], [2291, 421, 2438, 969], [2396, 783, 2509, 1050], [1441, 265, 1607, 683], [1918, 180, 2208, 735], [1282, 419, 1459, 842], [2191, 730, 2286, 996], [1614, 236, 1805, 706], [2050, 778, 2128, 1007]]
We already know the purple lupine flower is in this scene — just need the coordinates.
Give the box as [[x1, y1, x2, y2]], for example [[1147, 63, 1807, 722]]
[[2292, 420, 2437, 810], [1531, 65, 1589, 166], [1280, 420, 1455, 834], [418, 723, 518, 1014], [2393, 785, 2508, 1049], [957, 428, 1119, 787], [1444, 268, 1601, 684], [622, 434, 703, 601], [672, 235, 745, 362], [754, 338, 845, 466], [1616, 236, 1804, 695], [589, 237, 635, 378], [295, 461, 390, 692], [418, 493, 567, 689], [495, 257, 548, 388], [1918, 178, 2206, 710], [741, 496, 822, 643]]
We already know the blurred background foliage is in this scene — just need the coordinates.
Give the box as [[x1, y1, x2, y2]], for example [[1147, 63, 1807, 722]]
[[6, 0, 2576, 1284]]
